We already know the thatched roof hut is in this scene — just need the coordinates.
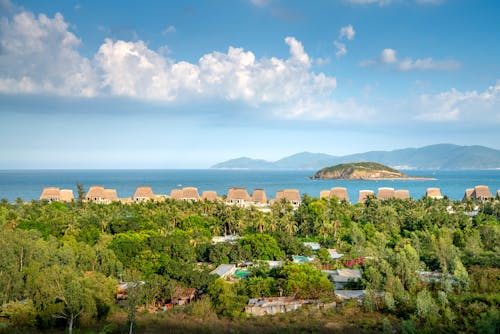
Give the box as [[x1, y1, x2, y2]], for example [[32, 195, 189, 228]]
[[463, 188, 474, 201], [331, 187, 349, 202], [103, 189, 118, 202], [426, 188, 442, 199], [227, 188, 251, 205], [86, 186, 105, 201], [182, 187, 200, 200], [252, 189, 268, 205], [40, 187, 61, 201], [320, 190, 330, 199], [377, 187, 395, 201], [59, 189, 74, 202], [471, 185, 493, 201], [358, 190, 374, 204], [276, 189, 301, 205], [133, 186, 155, 201], [170, 189, 183, 200], [394, 190, 410, 200], [201, 190, 218, 201]]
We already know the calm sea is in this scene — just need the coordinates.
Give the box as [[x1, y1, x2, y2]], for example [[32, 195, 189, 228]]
[[0, 169, 499, 203]]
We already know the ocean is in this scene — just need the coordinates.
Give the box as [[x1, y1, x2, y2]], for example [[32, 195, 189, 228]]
[[0, 169, 499, 203]]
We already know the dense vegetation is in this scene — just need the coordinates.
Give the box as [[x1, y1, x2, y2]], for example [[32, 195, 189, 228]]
[[0, 193, 499, 333]]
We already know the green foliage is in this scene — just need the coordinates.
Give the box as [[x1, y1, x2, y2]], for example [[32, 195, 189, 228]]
[[278, 263, 333, 299], [240, 234, 285, 260]]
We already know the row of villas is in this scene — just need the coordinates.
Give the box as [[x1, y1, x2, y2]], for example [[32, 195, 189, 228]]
[[40, 185, 499, 205], [39, 186, 302, 208]]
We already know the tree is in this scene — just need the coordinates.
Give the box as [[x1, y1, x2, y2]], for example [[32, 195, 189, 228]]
[[278, 263, 333, 299]]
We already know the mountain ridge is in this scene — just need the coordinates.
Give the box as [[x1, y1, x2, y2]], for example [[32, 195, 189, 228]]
[[211, 144, 500, 170]]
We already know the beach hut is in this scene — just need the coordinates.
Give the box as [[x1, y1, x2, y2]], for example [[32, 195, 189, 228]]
[[133, 186, 155, 202], [358, 190, 374, 204], [226, 188, 251, 206], [319, 190, 330, 199], [276, 189, 301, 206], [59, 189, 74, 202], [426, 188, 443, 199], [170, 189, 183, 200], [40, 187, 62, 202], [377, 187, 395, 201], [86, 186, 118, 204], [471, 185, 493, 201], [330, 187, 349, 203], [463, 188, 474, 201], [103, 189, 118, 203], [394, 189, 410, 200], [252, 189, 268, 205], [182, 187, 200, 201], [201, 190, 218, 201]]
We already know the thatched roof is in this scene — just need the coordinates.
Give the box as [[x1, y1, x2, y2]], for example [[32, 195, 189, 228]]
[[86, 186, 105, 200], [377, 187, 395, 201], [227, 188, 251, 202], [133, 186, 155, 200], [59, 189, 74, 202], [331, 187, 349, 202], [320, 190, 331, 199], [170, 189, 183, 200], [182, 187, 200, 200], [394, 189, 410, 200], [40, 187, 61, 201], [276, 189, 301, 203], [103, 189, 118, 201], [426, 188, 442, 199], [463, 188, 474, 200], [471, 185, 493, 200], [358, 190, 374, 204], [202, 191, 218, 201], [497, 190, 500, 198], [252, 189, 268, 204]]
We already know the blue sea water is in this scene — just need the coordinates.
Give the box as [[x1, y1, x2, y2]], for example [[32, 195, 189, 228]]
[[0, 169, 499, 203]]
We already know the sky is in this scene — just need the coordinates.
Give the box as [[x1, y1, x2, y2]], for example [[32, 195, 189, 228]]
[[0, 0, 499, 168]]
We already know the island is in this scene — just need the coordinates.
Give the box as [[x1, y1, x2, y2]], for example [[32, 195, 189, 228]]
[[311, 162, 434, 180]]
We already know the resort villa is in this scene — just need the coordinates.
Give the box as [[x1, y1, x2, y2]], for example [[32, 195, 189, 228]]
[[426, 188, 443, 199], [226, 187, 252, 207], [85, 186, 118, 204], [358, 190, 374, 204], [201, 190, 218, 201], [39, 187, 74, 202], [275, 189, 301, 207]]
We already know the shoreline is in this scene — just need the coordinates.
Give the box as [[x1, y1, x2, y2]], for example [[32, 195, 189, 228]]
[[312, 177, 437, 181]]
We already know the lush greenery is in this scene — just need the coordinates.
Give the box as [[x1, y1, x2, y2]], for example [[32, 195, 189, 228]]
[[0, 193, 499, 333], [316, 162, 401, 175]]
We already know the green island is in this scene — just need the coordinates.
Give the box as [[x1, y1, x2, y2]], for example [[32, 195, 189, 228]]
[[0, 193, 499, 333], [311, 162, 433, 180]]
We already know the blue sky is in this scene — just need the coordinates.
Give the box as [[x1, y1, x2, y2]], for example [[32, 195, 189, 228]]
[[1, 0, 499, 168]]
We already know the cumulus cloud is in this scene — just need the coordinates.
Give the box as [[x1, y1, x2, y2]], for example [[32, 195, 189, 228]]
[[0, 11, 98, 96], [339, 24, 356, 40], [0, 10, 367, 120], [415, 82, 500, 122], [334, 24, 355, 58], [361, 48, 460, 71]]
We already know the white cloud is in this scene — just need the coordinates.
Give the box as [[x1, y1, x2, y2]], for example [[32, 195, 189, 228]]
[[362, 48, 460, 71], [1, 10, 364, 120], [162, 25, 176, 35], [339, 24, 356, 40], [415, 82, 500, 122], [380, 48, 397, 63], [334, 41, 347, 57], [0, 11, 98, 96]]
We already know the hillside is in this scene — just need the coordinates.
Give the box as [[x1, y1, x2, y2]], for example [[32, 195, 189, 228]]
[[211, 144, 500, 170], [311, 162, 409, 180]]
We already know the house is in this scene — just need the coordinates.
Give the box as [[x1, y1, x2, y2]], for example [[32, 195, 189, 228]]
[[330, 187, 349, 203], [39, 187, 74, 202], [394, 189, 410, 200], [211, 235, 242, 244], [426, 188, 443, 199], [86, 186, 118, 204], [334, 290, 366, 301], [275, 189, 301, 207], [358, 190, 374, 204], [327, 249, 344, 259], [319, 190, 331, 199], [171, 287, 197, 306], [201, 190, 218, 201], [471, 185, 493, 201], [170, 189, 183, 200], [325, 268, 362, 289], [226, 188, 251, 206], [182, 187, 200, 201], [251, 189, 268, 206], [133, 186, 155, 202], [210, 264, 237, 279], [303, 242, 321, 251], [377, 187, 395, 201], [463, 188, 474, 201]]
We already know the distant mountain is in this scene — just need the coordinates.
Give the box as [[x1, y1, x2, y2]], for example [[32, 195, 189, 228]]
[[211, 144, 500, 170]]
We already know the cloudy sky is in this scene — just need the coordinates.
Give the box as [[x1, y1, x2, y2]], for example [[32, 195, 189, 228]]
[[1, 0, 499, 168]]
